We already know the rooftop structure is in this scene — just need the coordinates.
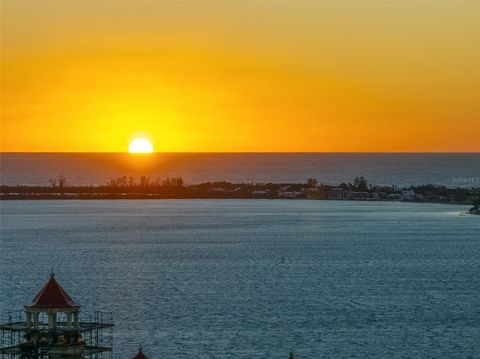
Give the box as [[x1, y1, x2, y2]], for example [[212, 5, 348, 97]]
[[28, 272, 79, 309], [131, 347, 150, 359], [0, 273, 113, 359]]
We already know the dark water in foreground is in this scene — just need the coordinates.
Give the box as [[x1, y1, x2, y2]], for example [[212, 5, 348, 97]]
[[1, 152, 479, 187], [0, 200, 479, 358]]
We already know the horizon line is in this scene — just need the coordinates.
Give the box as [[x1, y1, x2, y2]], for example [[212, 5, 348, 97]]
[[1, 151, 480, 154]]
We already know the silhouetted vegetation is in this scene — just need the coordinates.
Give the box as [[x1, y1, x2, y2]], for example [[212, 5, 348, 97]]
[[472, 196, 480, 206], [49, 175, 68, 188], [306, 178, 319, 188], [353, 176, 368, 191], [1, 176, 479, 206]]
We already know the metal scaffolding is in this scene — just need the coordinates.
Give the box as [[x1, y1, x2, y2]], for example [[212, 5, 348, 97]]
[[0, 310, 113, 359]]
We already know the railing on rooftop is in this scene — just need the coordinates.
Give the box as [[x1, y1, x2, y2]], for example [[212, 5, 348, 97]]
[[0, 310, 113, 359]]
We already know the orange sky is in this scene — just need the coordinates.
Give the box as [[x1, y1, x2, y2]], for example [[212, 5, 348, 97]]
[[1, 1, 479, 152]]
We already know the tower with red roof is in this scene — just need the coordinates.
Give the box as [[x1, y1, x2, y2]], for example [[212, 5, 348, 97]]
[[25, 271, 81, 332], [0, 272, 113, 359]]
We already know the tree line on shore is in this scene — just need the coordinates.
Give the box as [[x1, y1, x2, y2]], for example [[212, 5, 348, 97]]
[[1, 175, 479, 205]]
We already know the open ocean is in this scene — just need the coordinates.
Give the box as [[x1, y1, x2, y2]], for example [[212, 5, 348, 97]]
[[1, 153, 479, 187], [0, 200, 479, 358]]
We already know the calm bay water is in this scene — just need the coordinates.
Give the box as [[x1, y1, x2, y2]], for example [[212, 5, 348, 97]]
[[1, 153, 479, 187], [0, 200, 479, 358]]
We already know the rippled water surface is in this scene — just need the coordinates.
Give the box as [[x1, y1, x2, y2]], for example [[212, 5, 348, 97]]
[[0, 200, 479, 358]]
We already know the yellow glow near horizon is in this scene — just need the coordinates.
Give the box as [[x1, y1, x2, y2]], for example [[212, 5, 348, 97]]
[[128, 138, 154, 154], [1, 1, 480, 152]]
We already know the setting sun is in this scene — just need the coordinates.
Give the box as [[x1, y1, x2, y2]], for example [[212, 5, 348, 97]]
[[128, 138, 154, 153], [2, 2, 480, 152]]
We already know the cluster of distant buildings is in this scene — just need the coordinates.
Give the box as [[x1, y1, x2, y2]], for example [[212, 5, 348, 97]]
[[316, 187, 423, 202], [210, 184, 429, 202], [1, 176, 478, 205], [204, 176, 479, 205]]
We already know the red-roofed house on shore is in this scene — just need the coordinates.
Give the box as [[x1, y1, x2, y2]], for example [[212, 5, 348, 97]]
[[0, 272, 113, 359]]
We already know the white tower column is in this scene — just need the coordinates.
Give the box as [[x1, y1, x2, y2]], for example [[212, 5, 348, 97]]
[[48, 312, 57, 329], [73, 311, 79, 328], [33, 313, 39, 328], [66, 312, 73, 328], [26, 312, 32, 327]]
